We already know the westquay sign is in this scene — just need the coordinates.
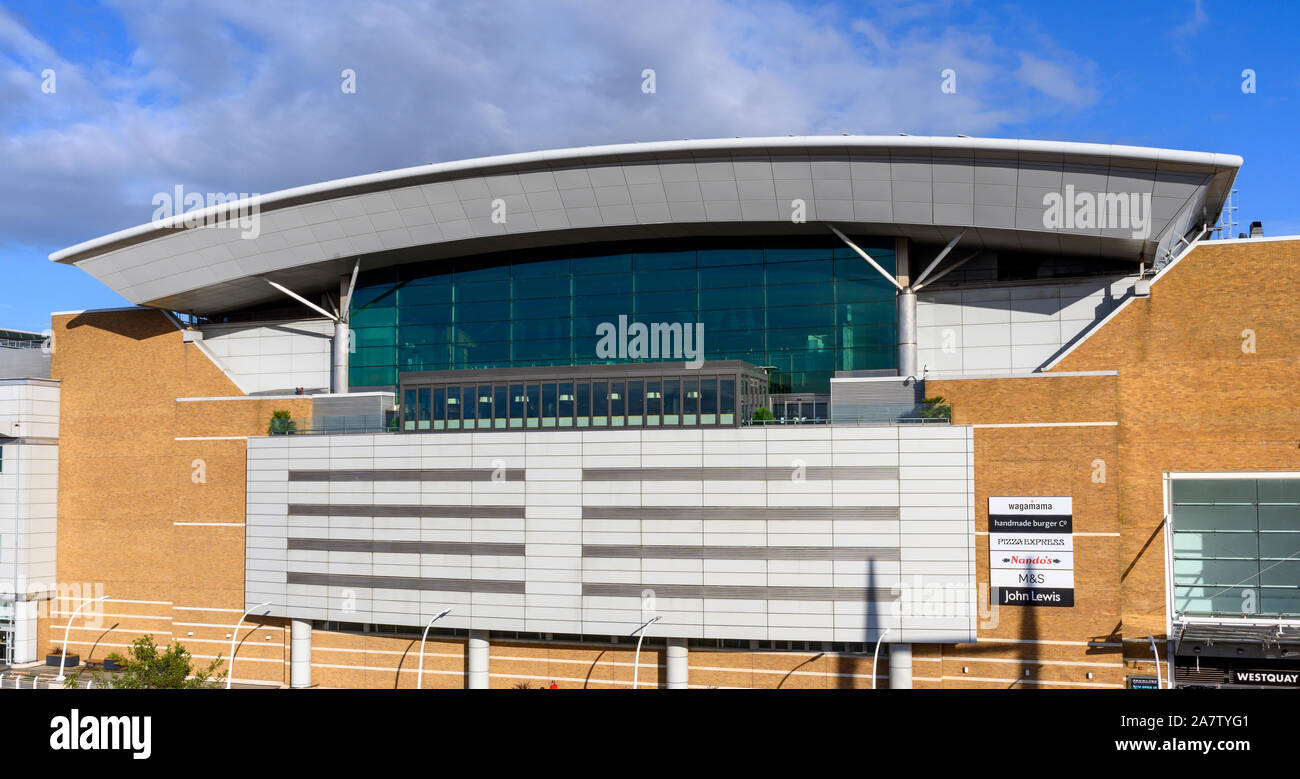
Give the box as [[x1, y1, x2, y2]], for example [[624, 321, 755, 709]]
[[1232, 670, 1300, 687], [989, 497, 1075, 607]]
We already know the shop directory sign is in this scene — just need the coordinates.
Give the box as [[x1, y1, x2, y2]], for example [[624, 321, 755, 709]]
[[989, 497, 1075, 607]]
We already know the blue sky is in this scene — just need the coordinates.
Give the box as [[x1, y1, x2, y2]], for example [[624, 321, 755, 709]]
[[0, 0, 1296, 331]]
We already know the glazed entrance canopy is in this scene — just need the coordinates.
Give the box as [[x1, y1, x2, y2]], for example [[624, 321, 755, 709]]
[[51, 136, 1242, 316]]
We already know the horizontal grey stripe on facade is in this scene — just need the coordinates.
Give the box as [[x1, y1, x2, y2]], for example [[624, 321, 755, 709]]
[[0, 436, 58, 446], [286, 572, 525, 595], [583, 544, 900, 561], [582, 583, 900, 602], [581, 506, 901, 521], [287, 503, 525, 519], [289, 469, 520, 482], [287, 538, 525, 556], [583, 466, 898, 481]]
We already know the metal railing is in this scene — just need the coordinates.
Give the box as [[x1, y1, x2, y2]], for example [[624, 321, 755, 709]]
[[746, 415, 950, 426], [0, 338, 44, 350], [0, 669, 97, 689], [747, 402, 951, 425], [260, 411, 952, 436], [266, 414, 396, 436]]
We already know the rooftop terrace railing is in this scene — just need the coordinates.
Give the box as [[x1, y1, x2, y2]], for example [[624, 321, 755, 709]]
[[746, 415, 950, 426], [0, 338, 44, 350], [260, 411, 950, 436], [267, 415, 395, 436]]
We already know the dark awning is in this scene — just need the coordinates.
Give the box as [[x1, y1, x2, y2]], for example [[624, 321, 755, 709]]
[[1175, 620, 1300, 653]]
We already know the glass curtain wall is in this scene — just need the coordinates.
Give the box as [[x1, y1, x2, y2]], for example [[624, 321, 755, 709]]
[[349, 238, 897, 394], [1171, 477, 1300, 617]]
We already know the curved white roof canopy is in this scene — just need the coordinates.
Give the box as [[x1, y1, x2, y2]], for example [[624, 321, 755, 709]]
[[52, 135, 1242, 315]]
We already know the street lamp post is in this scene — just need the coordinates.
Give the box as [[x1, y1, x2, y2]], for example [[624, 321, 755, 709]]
[[631, 616, 661, 690], [872, 627, 891, 690], [56, 595, 109, 683], [226, 601, 272, 689], [417, 608, 452, 689], [1149, 635, 1163, 689]]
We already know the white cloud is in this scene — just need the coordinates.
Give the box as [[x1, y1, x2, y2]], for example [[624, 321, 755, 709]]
[[1172, 0, 1210, 40], [0, 0, 1102, 250], [1013, 54, 1100, 110]]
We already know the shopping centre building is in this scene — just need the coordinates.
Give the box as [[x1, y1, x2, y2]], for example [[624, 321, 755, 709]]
[[3, 135, 1297, 688]]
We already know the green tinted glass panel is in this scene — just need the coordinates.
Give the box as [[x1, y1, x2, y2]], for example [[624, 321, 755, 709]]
[[766, 247, 833, 263], [514, 318, 569, 341], [634, 251, 694, 270], [399, 305, 453, 325], [700, 284, 763, 311], [706, 330, 766, 351], [767, 305, 834, 329], [635, 290, 695, 314], [765, 260, 833, 285], [637, 268, 698, 292], [1259, 480, 1300, 504], [699, 308, 764, 332], [353, 327, 393, 349], [698, 249, 763, 267], [350, 238, 898, 392], [399, 283, 452, 306], [351, 284, 399, 308], [573, 274, 633, 296], [572, 254, 632, 275], [1172, 479, 1257, 504], [454, 300, 509, 322], [511, 258, 570, 278], [1171, 478, 1300, 618], [770, 283, 833, 307], [350, 306, 395, 328], [574, 293, 632, 317], [513, 275, 571, 300], [512, 297, 570, 320]]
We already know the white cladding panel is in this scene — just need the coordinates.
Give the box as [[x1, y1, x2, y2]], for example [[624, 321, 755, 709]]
[[0, 441, 59, 662], [916, 276, 1137, 375], [0, 380, 60, 439], [247, 426, 977, 643], [56, 137, 1239, 315], [199, 319, 333, 394]]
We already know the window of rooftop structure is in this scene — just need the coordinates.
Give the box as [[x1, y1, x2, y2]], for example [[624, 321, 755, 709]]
[[558, 383, 574, 427], [576, 382, 590, 427], [609, 381, 625, 426]]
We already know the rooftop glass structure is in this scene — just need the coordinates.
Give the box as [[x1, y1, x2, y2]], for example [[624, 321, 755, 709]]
[[348, 237, 898, 394]]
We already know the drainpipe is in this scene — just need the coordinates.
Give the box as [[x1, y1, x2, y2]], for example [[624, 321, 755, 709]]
[[1149, 635, 1163, 689]]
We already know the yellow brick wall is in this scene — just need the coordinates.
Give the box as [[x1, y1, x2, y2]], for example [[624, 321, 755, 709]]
[[44, 239, 1299, 688], [917, 238, 1300, 685], [44, 309, 309, 684], [921, 376, 1127, 687], [1054, 239, 1300, 661]]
